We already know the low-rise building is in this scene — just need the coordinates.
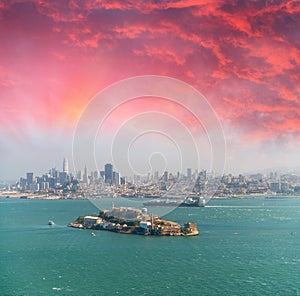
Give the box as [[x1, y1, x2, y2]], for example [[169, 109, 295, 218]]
[[140, 221, 152, 229], [184, 222, 197, 231], [83, 216, 102, 227]]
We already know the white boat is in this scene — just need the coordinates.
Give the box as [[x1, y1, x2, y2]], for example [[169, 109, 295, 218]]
[[48, 220, 55, 226], [91, 232, 96, 237]]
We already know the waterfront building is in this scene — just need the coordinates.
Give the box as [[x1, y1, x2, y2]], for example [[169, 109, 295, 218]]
[[184, 222, 198, 233], [29, 182, 39, 191], [270, 182, 280, 193], [280, 182, 289, 193], [294, 186, 300, 193], [19, 177, 27, 190], [40, 182, 49, 191]]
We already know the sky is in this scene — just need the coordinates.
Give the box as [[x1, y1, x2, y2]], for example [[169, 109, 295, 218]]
[[0, 0, 300, 180]]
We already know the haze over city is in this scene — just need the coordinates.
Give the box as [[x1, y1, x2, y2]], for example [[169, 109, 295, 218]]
[[1, 1, 300, 180]]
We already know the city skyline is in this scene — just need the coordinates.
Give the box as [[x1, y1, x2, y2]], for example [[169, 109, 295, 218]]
[[12, 156, 300, 183], [14, 157, 300, 184], [1, 1, 300, 180], [7, 157, 300, 199]]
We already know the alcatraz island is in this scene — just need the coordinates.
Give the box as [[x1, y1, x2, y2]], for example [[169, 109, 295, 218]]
[[68, 206, 199, 236]]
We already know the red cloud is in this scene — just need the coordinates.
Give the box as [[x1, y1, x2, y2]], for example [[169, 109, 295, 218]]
[[0, 0, 299, 148]]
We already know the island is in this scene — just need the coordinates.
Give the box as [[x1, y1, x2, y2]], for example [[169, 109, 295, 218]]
[[68, 207, 199, 236]]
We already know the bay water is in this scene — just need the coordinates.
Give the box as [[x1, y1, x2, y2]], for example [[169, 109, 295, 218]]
[[1, 197, 300, 295]]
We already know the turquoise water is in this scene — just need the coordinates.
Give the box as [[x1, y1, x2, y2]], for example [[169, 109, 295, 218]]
[[1, 197, 300, 295]]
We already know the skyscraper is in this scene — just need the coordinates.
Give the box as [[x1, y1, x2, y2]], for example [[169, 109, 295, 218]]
[[113, 171, 119, 185], [59, 172, 68, 185], [77, 170, 82, 181], [163, 171, 168, 182], [63, 158, 69, 174], [154, 171, 159, 182], [83, 165, 88, 184], [187, 168, 192, 180], [105, 163, 113, 185], [26, 172, 34, 184]]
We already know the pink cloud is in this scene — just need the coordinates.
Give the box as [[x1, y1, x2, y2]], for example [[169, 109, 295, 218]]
[[0, 0, 299, 147]]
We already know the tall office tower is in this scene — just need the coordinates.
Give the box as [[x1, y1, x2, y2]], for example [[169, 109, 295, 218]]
[[154, 171, 159, 182], [147, 172, 151, 183], [77, 170, 82, 182], [94, 171, 99, 180], [59, 172, 68, 185], [49, 168, 59, 178], [83, 165, 88, 184], [113, 171, 119, 185], [194, 169, 198, 178], [20, 177, 27, 190], [199, 170, 207, 181], [63, 158, 69, 174], [187, 168, 192, 180], [26, 172, 34, 184], [163, 171, 168, 182], [105, 163, 113, 185], [168, 173, 174, 181]]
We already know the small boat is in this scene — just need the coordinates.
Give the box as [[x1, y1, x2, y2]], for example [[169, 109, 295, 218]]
[[48, 220, 55, 226], [91, 232, 96, 237]]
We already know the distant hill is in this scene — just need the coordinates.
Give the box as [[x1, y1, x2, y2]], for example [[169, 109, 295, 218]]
[[244, 166, 300, 176]]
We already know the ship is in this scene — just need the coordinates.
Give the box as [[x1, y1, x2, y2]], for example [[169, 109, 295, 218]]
[[143, 196, 206, 207], [120, 192, 161, 199]]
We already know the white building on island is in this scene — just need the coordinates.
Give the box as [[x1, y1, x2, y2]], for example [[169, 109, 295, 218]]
[[83, 216, 102, 227]]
